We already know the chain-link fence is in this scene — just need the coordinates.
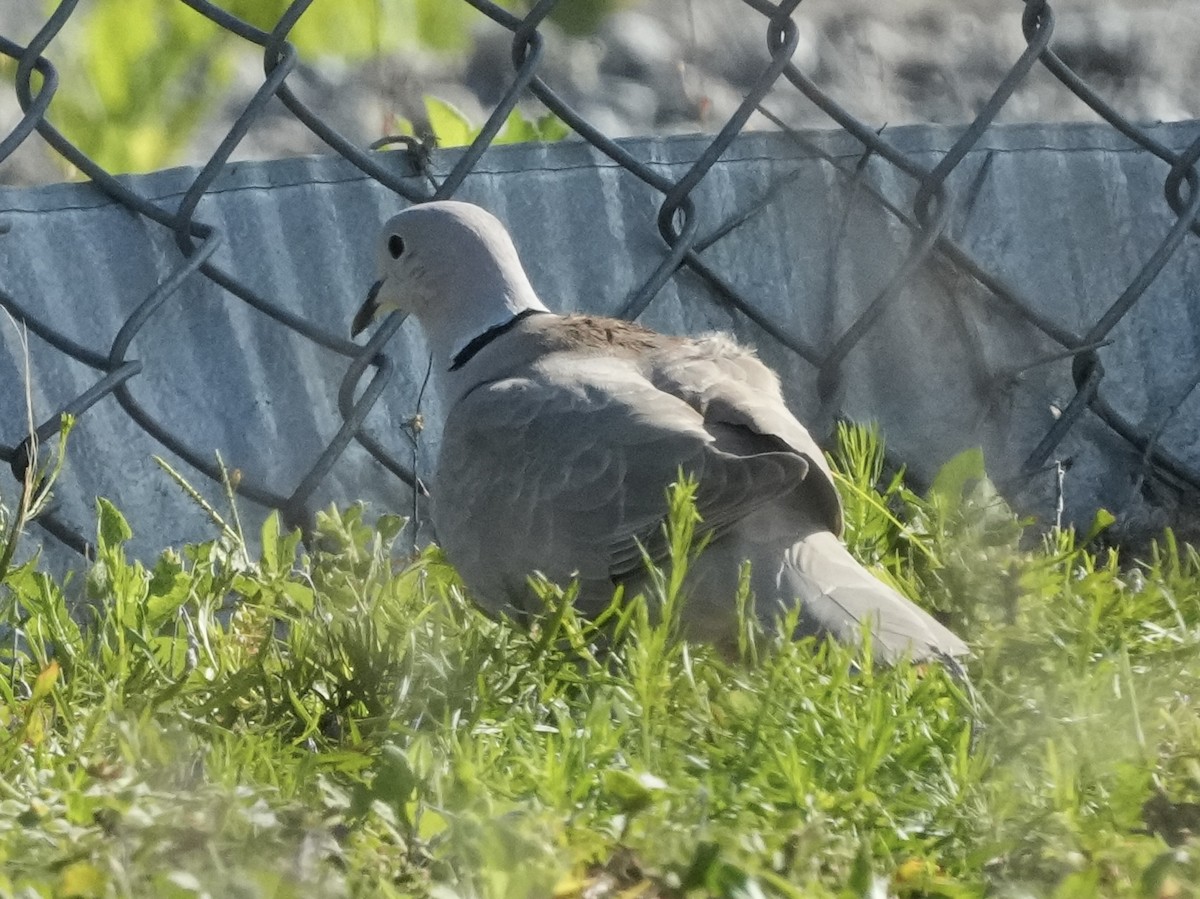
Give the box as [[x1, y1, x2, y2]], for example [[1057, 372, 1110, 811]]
[[1, 0, 1199, 561]]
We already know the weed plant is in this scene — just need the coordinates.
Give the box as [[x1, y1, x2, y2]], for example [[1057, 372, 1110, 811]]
[[2, 425, 1199, 897]]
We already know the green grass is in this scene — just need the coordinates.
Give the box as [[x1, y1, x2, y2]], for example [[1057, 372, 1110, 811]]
[[3, 424, 1200, 898]]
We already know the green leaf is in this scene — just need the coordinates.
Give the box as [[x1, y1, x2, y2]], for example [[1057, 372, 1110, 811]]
[[31, 660, 60, 703], [145, 552, 190, 622], [601, 769, 667, 815], [282, 581, 314, 612], [1139, 849, 1182, 899], [847, 840, 876, 896], [413, 0, 474, 51], [494, 108, 570, 145], [372, 744, 419, 826], [424, 96, 476, 148], [58, 859, 106, 898], [548, 0, 629, 35], [1083, 507, 1116, 543], [376, 514, 406, 544], [679, 841, 722, 891], [535, 112, 571, 142], [260, 510, 281, 573], [496, 108, 540, 145], [928, 447, 986, 506], [96, 497, 133, 548], [417, 807, 448, 841]]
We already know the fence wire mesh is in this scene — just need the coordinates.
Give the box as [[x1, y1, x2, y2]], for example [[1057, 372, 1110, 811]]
[[1, 0, 1199, 559]]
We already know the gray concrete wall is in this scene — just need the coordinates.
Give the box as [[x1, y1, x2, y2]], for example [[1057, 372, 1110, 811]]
[[2, 121, 1199, 568]]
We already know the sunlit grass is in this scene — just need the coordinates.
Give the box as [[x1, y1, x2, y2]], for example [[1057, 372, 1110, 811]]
[[2, 424, 1200, 897]]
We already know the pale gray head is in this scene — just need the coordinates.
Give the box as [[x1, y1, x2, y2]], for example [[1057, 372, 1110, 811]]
[[350, 201, 548, 367]]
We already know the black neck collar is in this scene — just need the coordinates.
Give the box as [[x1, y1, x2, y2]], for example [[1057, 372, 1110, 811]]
[[449, 309, 548, 372]]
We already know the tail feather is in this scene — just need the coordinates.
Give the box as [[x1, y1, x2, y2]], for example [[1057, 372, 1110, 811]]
[[783, 530, 968, 663]]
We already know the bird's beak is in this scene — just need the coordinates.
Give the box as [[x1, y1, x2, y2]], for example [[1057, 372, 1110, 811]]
[[351, 279, 385, 338]]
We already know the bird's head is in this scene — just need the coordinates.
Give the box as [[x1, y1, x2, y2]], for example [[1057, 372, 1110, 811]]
[[350, 201, 547, 366]]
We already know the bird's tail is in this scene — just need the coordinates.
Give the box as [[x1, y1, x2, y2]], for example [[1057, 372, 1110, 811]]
[[777, 529, 969, 665]]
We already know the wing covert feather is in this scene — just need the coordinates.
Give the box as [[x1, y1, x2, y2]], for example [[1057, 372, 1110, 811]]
[[647, 335, 844, 534], [432, 356, 808, 610]]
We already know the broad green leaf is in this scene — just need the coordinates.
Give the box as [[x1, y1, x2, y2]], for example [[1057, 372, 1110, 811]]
[[417, 807, 448, 841], [146, 552, 190, 622], [928, 447, 986, 506], [282, 581, 314, 612], [1083, 507, 1117, 543], [496, 108, 570, 144], [261, 510, 281, 572], [31, 660, 60, 703], [601, 769, 666, 814], [96, 497, 133, 548], [58, 860, 106, 898], [412, 0, 475, 51], [496, 108, 540, 145], [679, 841, 722, 891], [536, 112, 571, 142], [376, 513, 406, 543], [424, 96, 476, 148], [548, 0, 630, 35], [22, 707, 50, 746]]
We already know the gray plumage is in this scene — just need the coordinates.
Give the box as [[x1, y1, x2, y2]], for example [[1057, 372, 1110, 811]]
[[351, 201, 967, 664]]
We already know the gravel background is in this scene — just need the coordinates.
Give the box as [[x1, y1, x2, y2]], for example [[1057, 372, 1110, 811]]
[[1, 0, 1197, 184]]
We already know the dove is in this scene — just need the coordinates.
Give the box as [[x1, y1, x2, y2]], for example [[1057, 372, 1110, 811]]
[[351, 201, 967, 664]]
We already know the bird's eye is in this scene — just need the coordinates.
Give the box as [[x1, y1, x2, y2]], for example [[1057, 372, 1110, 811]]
[[388, 234, 405, 259]]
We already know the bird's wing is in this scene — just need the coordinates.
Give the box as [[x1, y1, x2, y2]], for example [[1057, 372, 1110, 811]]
[[647, 334, 844, 534], [647, 339, 967, 661], [432, 352, 808, 615]]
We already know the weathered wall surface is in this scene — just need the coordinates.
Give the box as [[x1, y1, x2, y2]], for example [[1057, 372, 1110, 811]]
[[2, 121, 1199, 568]]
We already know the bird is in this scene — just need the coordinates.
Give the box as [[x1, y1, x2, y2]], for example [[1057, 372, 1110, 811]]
[[350, 200, 968, 665]]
